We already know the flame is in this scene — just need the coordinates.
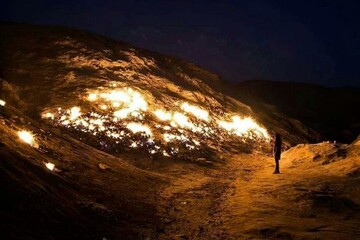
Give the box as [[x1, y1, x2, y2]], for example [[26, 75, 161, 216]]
[[130, 142, 138, 148], [162, 150, 170, 157], [97, 88, 147, 112], [18, 130, 37, 147], [42, 85, 270, 156], [218, 116, 269, 139], [0, 99, 6, 106], [45, 162, 55, 171], [126, 122, 152, 136], [100, 90, 131, 103], [42, 112, 55, 120], [172, 112, 200, 132], [181, 102, 209, 121], [114, 108, 133, 119], [163, 133, 189, 142], [112, 102, 121, 108], [153, 109, 172, 121], [69, 107, 81, 120], [87, 93, 98, 101]]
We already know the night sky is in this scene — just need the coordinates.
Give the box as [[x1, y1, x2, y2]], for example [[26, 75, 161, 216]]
[[1, 0, 360, 87]]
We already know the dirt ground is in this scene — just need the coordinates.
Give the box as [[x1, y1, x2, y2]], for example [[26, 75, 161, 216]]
[[156, 147, 360, 240]]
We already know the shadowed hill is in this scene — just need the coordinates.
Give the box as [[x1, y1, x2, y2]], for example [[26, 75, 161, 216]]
[[233, 80, 360, 143]]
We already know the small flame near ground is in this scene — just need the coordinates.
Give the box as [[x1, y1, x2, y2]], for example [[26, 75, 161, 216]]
[[44, 162, 55, 171], [0, 99, 6, 106], [18, 130, 38, 148]]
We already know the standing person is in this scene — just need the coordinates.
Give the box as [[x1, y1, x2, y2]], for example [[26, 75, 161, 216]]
[[273, 133, 282, 174]]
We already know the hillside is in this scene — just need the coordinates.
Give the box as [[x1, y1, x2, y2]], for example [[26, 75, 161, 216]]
[[0, 23, 321, 146], [233, 80, 360, 143], [1, 23, 360, 240]]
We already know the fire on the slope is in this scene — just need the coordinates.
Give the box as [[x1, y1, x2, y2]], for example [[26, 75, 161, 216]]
[[42, 83, 270, 159], [18, 130, 38, 148]]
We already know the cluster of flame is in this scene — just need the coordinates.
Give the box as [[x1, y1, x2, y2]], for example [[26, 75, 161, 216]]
[[41, 85, 270, 157], [18, 130, 38, 148]]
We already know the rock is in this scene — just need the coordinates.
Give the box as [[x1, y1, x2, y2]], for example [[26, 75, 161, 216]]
[[98, 163, 110, 171], [172, 234, 188, 239], [78, 201, 113, 219]]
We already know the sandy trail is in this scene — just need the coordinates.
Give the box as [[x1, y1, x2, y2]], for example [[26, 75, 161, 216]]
[[157, 152, 360, 239]]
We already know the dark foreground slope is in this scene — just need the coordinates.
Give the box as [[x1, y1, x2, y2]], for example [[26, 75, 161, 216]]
[[0, 106, 165, 239], [234, 80, 360, 143]]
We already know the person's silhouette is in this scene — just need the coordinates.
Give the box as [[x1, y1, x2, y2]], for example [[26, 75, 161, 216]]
[[273, 133, 282, 174]]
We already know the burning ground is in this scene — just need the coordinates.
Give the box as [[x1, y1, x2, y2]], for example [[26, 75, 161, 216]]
[[1, 23, 360, 239]]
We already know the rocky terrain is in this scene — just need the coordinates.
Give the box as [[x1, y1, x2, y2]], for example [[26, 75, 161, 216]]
[[1, 23, 360, 239]]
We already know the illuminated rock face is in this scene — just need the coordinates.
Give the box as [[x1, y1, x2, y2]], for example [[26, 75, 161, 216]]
[[0, 24, 273, 158], [42, 84, 270, 159]]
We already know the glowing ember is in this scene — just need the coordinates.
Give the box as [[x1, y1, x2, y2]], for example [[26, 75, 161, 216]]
[[18, 130, 37, 147], [69, 107, 81, 120], [126, 122, 152, 136], [0, 99, 5, 106], [181, 102, 209, 121], [87, 93, 98, 101], [163, 150, 170, 157], [42, 112, 55, 119], [163, 133, 189, 142], [44, 162, 55, 171], [130, 142, 138, 148]]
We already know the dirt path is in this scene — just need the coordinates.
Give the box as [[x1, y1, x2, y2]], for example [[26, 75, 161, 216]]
[[157, 152, 360, 240], [156, 153, 268, 239], [222, 153, 360, 240]]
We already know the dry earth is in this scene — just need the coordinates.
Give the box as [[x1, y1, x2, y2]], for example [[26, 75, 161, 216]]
[[155, 141, 360, 240]]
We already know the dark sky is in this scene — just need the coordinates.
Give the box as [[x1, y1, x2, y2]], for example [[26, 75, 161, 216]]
[[1, 0, 360, 87]]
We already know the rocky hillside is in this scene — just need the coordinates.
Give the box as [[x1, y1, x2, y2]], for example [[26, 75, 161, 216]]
[[1, 22, 360, 240], [0, 22, 321, 147]]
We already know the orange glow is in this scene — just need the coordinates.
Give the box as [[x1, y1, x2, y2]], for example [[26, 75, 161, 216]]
[[18, 130, 38, 147], [181, 102, 209, 121], [44, 162, 55, 171], [218, 116, 269, 139], [42, 85, 270, 155]]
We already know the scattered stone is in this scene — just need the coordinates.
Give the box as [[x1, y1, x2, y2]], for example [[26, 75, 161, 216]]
[[172, 234, 188, 239], [78, 201, 112, 219], [98, 163, 110, 171], [196, 158, 207, 163]]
